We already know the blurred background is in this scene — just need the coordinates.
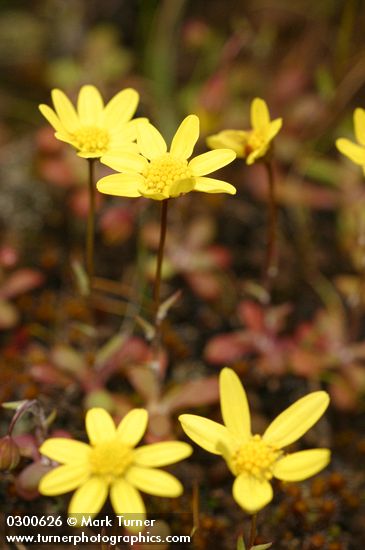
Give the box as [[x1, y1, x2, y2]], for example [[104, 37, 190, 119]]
[[1, 1, 365, 548]]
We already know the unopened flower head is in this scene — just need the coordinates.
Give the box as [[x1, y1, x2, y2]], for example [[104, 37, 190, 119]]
[[39, 85, 144, 158], [207, 98, 282, 165], [336, 108, 365, 175], [97, 114, 236, 200], [179, 368, 330, 514], [39, 408, 192, 525], [0, 435, 20, 471]]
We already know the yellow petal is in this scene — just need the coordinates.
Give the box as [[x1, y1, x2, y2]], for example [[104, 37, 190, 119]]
[[101, 152, 148, 173], [77, 151, 105, 159], [233, 474, 273, 513], [193, 176, 236, 195], [133, 441, 192, 467], [137, 123, 167, 160], [110, 478, 146, 521], [107, 140, 139, 154], [126, 466, 183, 497], [207, 130, 247, 157], [39, 104, 66, 134], [68, 477, 108, 515], [336, 138, 365, 165], [169, 177, 195, 197], [40, 438, 91, 464], [139, 189, 169, 200], [110, 479, 146, 533], [189, 149, 236, 176], [267, 118, 282, 140], [263, 391, 330, 448], [39, 464, 89, 495], [97, 173, 143, 197], [77, 85, 104, 126], [246, 145, 268, 165], [111, 117, 149, 140], [273, 449, 331, 481], [86, 408, 116, 446], [170, 115, 200, 160], [104, 88, 139, 129], [251, 97, 270, 130], [219, 368, 251, 440], [179, 414, 235, 455], [51, 89, 79, 132], [117, 408, 148, 447], [354, 108, 365, 146]]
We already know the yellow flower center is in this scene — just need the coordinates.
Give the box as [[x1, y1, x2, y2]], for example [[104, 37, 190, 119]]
[[72, 126, 110, 156], [246, 130, 267, 154], [89, 439, 133, 482], [230, 435, 281, 481], [142, 153, 193, 197]]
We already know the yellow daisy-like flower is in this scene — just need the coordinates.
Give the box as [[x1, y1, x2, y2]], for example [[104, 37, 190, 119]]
[[39, 85, 143, 158], [97, 114, 236, 200], [207, 98, 282, 165], [39, 408, 192, 523], [336, 108, 365, 175], [179, 368, 330, 514]]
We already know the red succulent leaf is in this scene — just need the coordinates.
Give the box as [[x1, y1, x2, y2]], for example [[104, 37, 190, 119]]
[[205, 332, 252, 364], [0, 269, 44, 300], [161, 376, 219, 413]]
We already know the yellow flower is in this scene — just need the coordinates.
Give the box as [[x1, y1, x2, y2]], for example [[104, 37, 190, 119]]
[[336, 108, 365, 174], [179, 368, 330, 514], [97, 114, 236, 200], [39, 85, 143, 158], [39, 408, 192, 523], [207, 98, 282, 165]]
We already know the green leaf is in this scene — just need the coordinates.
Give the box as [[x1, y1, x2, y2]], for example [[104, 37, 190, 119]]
[[1, 400, 28, 410], [71, 260, 89, 296], [157, 289, 182, 321], [251, 543, 272, 550], [237, 536, 246, 550], [95, 332, 127, 370]]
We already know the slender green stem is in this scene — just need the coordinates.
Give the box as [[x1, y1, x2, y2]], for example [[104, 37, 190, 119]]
[[263, 159, 278, 295], [153, 199, 169, 319], [86, 158, 96, 292], [248, 514, 257, 548]]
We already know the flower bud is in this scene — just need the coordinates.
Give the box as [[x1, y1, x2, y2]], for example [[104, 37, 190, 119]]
[[0, 435, 21, 470]]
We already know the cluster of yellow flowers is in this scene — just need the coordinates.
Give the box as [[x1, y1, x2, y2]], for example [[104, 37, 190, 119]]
[[39, 82, 364, 527], [39, 369, 330, 522], [40, 85, 237, 200], [40, 84, 364, 190]]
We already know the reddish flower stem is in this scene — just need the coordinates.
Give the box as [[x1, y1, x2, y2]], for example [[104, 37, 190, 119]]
[[263, 159, 278, 296], [153, 199, 169, 319], [248, 513, 257, 548]]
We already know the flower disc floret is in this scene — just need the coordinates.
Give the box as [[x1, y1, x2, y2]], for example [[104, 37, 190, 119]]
[[231, 435, 281, 480], [89, 440, 132, 479], [245, 130, 267, 156], [71, 126, 110, 156], [142, 154, 193, 196]]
